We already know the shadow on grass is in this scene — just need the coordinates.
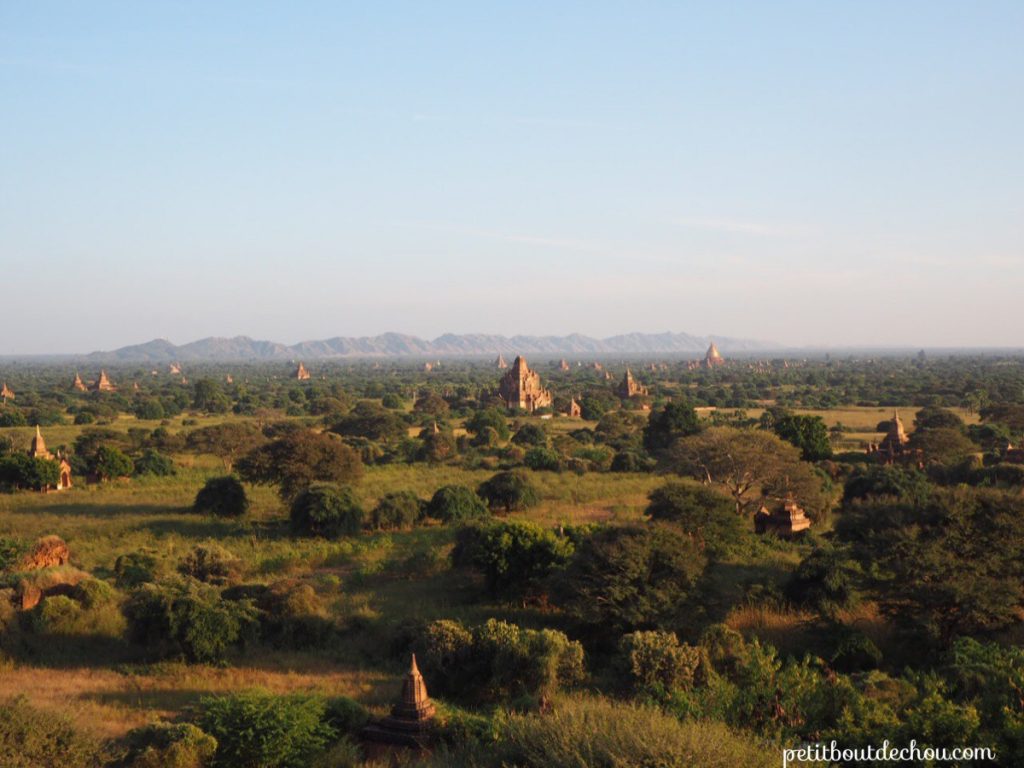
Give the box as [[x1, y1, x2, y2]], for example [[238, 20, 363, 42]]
[[5, 502, 189, 520], [5, 633, 138, 669], [83, 687, 216, 714]]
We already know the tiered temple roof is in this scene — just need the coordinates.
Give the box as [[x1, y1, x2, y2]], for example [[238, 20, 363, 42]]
[[72, 373, 87, 392], [616, 368, 649, 398], [498, 356, 552, 412], [93, 370, 116, 392], [294, 362, 311, 380]]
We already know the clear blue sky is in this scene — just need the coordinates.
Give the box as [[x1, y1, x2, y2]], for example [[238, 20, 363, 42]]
[[2, 2, 1021, 353]]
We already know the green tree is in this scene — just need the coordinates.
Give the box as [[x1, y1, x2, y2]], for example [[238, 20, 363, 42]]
[[199, 691, 335, 768], [772, 414, 833, 461], [193, 475, 249, 518], [478, 470, 540, 513], [186, 423, 265, 471], [511, 423, 548, 447], [123, 579, 258, 663], [290, 483, 364, 538], [465, 408, 511, 440], [425, 485, 489, 523], [643, 401, 701, 453], [93, 446, 134, 481], [237, 430, 362, 500], [556, 524, 707, 634], [452, 520, 574, 596], [370, 490, 423, 530], [133, 449, 176, 477], [666, 427, 828, 517], [909, 427, 977, 466], [192, 378, 230, 413], [644, 481, 742, 555]]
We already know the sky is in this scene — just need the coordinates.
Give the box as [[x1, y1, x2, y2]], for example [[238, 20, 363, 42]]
[[1, 1, 1022, 354]]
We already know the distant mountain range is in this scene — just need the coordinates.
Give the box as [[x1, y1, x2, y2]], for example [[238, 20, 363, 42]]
[[86, 332, 776, 362]]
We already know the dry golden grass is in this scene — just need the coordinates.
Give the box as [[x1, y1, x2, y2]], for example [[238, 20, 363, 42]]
[[0, 658, 391, 740]]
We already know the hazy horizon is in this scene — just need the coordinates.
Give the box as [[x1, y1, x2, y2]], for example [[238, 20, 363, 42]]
[[3, 2, 1022, 354]]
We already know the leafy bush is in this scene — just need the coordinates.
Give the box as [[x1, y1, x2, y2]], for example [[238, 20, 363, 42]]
[[477, 470, 539, 513], [510, 424, 547, 447], [0, 696, 106, 768], [407, 618, 585, 704], [619, 631, 707, 693], [452, 521, 573, 597], [115, 550, 159, 588], [370, 490, 423, 530], [133, 449, 177, 477], [645, 481, 742, 556], [123, 579, 258, 662], [178, 544, 243, 585], [555, 524, 707, 636], [425, 485, 489, 524], [784, 543, 859, 618], [193, 476, 249, 518], [122, 722, 218, 768], [199, 690, 336, 768], [94, 445, 135, 480], [255, 579, 334, 648], [523, 446, 562, 472], [0, 537, 27, 572], [290, 484, 364, 538]]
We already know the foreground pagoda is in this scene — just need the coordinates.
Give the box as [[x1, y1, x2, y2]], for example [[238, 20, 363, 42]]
[[361, 655, 436, 758]]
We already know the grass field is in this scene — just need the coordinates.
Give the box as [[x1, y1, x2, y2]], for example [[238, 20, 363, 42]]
[[0, 404, 935, 741]]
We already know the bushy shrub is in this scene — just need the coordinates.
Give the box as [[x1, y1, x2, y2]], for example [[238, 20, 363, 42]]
[[425, 485, 489, 524], [123, 579, 258, 663], [114, 550, 159, 588], [610, 451, 654, 473], [370, 490, 423, 530], [523, 446, 561, 472], [193, 476, 249, 518], [555, 524, 707, 636], [199, 690, 336, 768], [256, 579, 334, 648], [322, 696, 371, 736], [407, 618, 585, 704], [477, 470, 539, 513], [0, 537, 27, 572], [290, 484, 364, 538], [0, 696, 106, 768], [133, 449, 177, 477], [30, 581, 125, 639], [784, 543, 859, 618], [178, 544, 243, 585], [452, 521, 573, 597], [510, 424, 547, 447], [619, 631, 707, 693], [122, 722, 217, 768], [645, 481, 742, 556]]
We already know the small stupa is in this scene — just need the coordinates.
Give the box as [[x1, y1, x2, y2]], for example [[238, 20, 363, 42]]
[[72, 372, 87, 392], [93, 370, 116, 392], [559, 359, 570, 371], [567, 397, 582, 418], [361, 654, 436, 756], [0, 382, 14, 403], [495, 353, 508, 370], [294, 362, 311, 380]]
